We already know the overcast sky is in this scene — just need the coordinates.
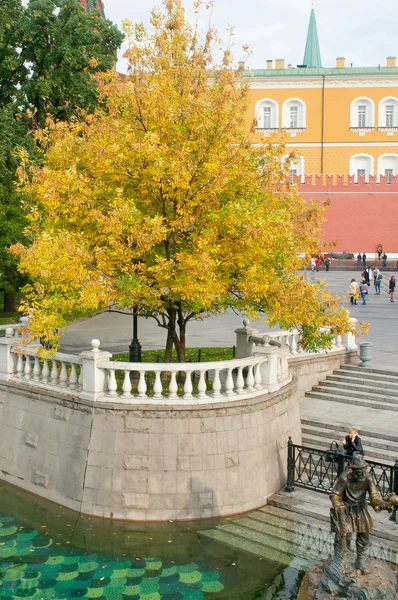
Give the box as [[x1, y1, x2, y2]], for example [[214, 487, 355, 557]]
[[105, 0, 398, 72]]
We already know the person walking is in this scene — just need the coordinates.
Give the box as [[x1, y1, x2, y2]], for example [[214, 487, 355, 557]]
[[389, 275, 396, 302], [362, 267, 370, 285], [325, 258, 331, 272], [348, 278, 359, 305], [315, 256, 321, 272], [357, 253, 362, 266], [360, 280, 368, 305], [377, 245, 382, 260], [383, 253, 388, 267], [362, 252, 367, 267], [310, 257, 316, 272], [373, 267, 382, 294]]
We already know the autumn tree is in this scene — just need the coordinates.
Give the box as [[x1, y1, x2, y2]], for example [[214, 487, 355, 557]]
[[13, 0, 353, 359], [0, 0, 123, 311]]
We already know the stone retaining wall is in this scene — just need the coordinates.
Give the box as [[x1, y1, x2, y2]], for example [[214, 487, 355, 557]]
[[289, 348, 358, 393], [0, 378, 301, 521]]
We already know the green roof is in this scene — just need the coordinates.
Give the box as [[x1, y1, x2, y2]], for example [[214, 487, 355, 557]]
[[241, 66, 398, 77], [303, 8, 322, 68]]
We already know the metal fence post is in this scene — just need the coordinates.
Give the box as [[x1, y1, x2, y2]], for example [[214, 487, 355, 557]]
[[390, 458, 398, 522], [285, 437, 295, 492], [337, 452, 345, 478]]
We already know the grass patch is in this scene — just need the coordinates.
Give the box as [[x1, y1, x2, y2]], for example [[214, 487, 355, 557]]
[[112, 346, 235, 363]]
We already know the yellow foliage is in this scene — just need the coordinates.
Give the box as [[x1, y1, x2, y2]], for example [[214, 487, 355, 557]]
[[12, 0, 353, 357]]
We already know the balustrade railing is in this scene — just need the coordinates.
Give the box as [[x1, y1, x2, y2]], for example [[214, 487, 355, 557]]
[[235, 318, 357, 361], [0, 327, 296, 403], [10, 347, 83, 392], [97, 355, 268, 402]]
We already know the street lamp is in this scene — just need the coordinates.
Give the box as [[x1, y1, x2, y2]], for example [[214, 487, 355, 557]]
[[129, 306, 142, 363]]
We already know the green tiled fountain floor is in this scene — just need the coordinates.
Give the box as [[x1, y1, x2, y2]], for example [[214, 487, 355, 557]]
[[0, 513, 224, 599]]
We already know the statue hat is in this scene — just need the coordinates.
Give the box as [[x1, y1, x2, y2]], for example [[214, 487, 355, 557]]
[[351, 455, 368, 469]]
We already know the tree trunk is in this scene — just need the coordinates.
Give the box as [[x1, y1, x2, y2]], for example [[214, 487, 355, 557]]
[[4, 290, 16, 313], [164, 328, 174, 362], [175, 308, 186, 363]]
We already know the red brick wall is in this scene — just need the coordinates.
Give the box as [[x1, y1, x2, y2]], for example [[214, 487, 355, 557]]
[[296, 176, 398, 253]]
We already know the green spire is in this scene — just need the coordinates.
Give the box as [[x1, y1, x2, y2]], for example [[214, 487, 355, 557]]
[[303, 8, 322, 68]]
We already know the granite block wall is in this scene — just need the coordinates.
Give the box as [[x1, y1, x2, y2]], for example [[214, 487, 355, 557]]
[[0, 377, 301, 521]]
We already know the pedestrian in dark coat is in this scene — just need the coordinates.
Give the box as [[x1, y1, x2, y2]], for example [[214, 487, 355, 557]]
[[389, 275, 396, 302]]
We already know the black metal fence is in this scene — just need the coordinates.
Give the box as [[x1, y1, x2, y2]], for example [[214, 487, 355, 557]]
[[285, 437, 398, 505]]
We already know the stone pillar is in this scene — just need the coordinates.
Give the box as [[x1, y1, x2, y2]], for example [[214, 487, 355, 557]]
[[0, 328, 17, 381], [79, 339, 112, 401], [342, 318, 358, 350], [254, 342, 284, 392], [235, 319, 259, 358]]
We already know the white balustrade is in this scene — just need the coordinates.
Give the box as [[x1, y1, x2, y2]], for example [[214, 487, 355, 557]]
[[9, 348, 83, 393], [96, 355, 269, 402]]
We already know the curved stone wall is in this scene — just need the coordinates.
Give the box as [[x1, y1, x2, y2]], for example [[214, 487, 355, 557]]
[[0, 378, 301, 521]]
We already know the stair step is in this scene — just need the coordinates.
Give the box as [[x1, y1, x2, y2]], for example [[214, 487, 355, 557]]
[[301, 418, 398, 445], [305, 390, 398, 411], [338, 364, 398, 381], [324, 376, 398, 396], [216, 521, 330, 562], [268, 491, 398, 545], [311, 385, 398, 404], [199, 528, 308, 566], [252, 507, 398, 566]]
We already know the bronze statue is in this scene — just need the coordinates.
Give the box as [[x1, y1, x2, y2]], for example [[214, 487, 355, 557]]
[[318, 455, 398, 598]]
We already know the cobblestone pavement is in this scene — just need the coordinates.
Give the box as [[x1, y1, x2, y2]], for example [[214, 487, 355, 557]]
[[60, 268, 398, 368]]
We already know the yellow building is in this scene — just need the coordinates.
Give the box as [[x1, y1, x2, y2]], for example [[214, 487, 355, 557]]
[[243, 7, 398, 182]]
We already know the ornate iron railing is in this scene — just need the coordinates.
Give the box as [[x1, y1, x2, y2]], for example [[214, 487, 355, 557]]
[[285, 438, 398, 503]]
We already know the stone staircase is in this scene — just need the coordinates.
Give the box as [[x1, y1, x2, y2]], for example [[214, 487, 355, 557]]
[[302, 363, 398, 464], [200, 489, 398, 567]]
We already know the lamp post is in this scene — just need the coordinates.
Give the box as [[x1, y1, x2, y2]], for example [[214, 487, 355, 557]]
[[129, 306, 142, 363]]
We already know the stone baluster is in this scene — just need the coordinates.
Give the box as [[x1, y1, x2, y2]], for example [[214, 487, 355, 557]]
[[342, 317, 358, 349], [254, 362, 262, 389], [50, 360, 58, 385], [197, 370, 207, 399], [235, 366, 244, 394], [224, 368, 234, 396], [168, 371, 178, 400], [42, 359, 50, 383], [24, 355, 32, 380], [183, 371, 193, 400], [122, 371, 132, 397], [59, 361, 68, 387], [137, 371, 147, 398], [69, 364, 78, 389], [33, 357, 41, 382], [245, 365, 254, 391], [107, 369, 118, 396], [153, 371, 163, 399], [212, 369, 222, 397], [16, 354, 24, 378]]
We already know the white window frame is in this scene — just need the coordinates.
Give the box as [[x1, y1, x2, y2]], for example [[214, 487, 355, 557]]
[[377, 154, 398, 181], [349, 154, 374, 182], [378, 97, 398, 129], [350, 97, 375, 129], [282, 98, 306, 130], [254, 98, 279, 130], [283, 154, 305, 183]]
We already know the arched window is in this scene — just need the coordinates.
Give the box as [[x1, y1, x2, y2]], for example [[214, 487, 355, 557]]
[[349, 154, 374, 182], [350, 98, 375, 131], [378, 154, 398, 182], [283, 154, 305, 183], [282, 99, 306, 131], [254, 99, 279, 131], [378, 97, 398, 130]]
